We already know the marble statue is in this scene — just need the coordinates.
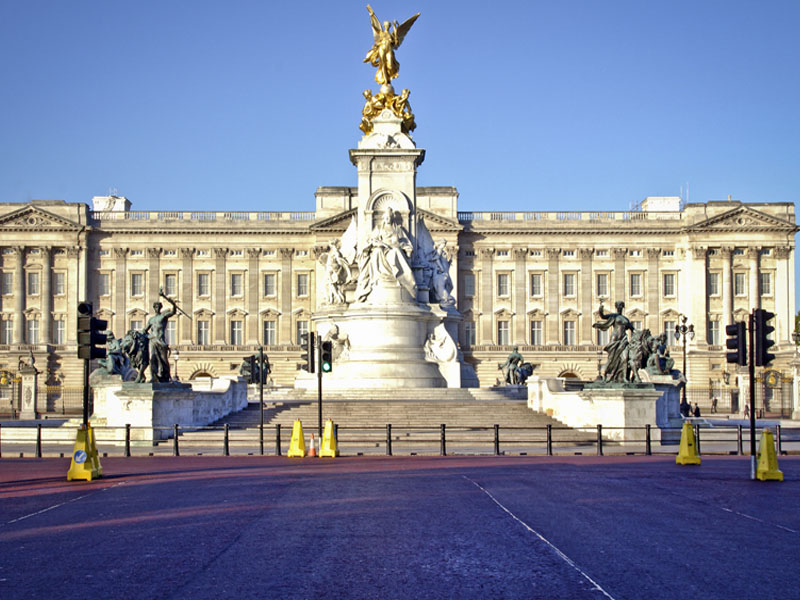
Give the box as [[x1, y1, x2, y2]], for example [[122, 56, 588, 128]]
[[323, 324, 351, 361], [427, 239, 455, 307], [355, 207, 416, 302], [320, 239, 351, 304], [424, 324, 457, 363]]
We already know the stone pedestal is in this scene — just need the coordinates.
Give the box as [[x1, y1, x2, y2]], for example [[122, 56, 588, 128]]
[[19, 367, 38, 419]]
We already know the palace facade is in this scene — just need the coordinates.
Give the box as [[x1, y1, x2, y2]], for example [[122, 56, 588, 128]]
[[0, 192, 796, 411]]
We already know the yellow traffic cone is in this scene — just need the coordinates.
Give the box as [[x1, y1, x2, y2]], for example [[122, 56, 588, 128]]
[[67, 424, 102, 481], [756, 428, 784, 482], [288, 420, 306, 458], [308, 433, 318, 458], [676, 421, 701, 465], [320, 419, 338, 458]]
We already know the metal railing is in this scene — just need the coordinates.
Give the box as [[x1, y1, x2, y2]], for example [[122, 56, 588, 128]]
[[457, 211, 683, 223], [90, 211, 316, 223]]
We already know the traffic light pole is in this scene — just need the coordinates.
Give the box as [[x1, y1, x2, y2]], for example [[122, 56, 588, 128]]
[[749, 311, 756, 480], [82, 357, 90, 429], [259, 346, 265, 456], [317, 341, 323, 438]]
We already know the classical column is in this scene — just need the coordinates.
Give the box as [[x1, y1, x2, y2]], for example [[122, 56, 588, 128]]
[[546, 249, 560, 344], [40, 247, 52, 344], [689, 246, 708, 344], [579, 248, 593, 344], [279, 248, 294, 344], [113, 248, 128, 336], [720, 246, 732, 326], [478, 248, 494, 344], [775, 246, 792, 343], [13, 246, 25, 345], [747, 246, 760, 311], [66, 247, 81, 344], [147, 248, 161, 303], [513, 248, 527, 345], [180, 248, 194, 344], [646, 248, 659, 333], [247, 248, 260, 345], [612, 248, 626, 303], [214, 248, 228, 344]]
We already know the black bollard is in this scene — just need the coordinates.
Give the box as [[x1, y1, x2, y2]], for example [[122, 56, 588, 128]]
[[440, 423, 446, 456], [386, 424, 392, 456], [275, 423, 281, 456], [645, 423, 652, 456], [223, 423, 230, 457], [173, 424, 180, 457], [546, 424, 553, 456], [36, 423, 42, 458], [125, 423, 131, 457], [596, 424, 603, 456], [494, 424, 500, 456]]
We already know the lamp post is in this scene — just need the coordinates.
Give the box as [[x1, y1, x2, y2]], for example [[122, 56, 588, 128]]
[[675, 315, 695, 414]]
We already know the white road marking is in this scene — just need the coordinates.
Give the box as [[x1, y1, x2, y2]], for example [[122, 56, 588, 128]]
[[464, 476, 616, 599], [4, 481, 125, 526], [720, 507, 798, 533]]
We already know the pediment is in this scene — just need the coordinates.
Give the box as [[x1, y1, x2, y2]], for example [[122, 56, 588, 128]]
[[0, 206, 82, 231], [687, 206, 797, 233], [309, 208, 358, 232]]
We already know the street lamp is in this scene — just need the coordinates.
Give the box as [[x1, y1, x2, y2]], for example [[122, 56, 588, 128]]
[[675, 314, 695, 414]]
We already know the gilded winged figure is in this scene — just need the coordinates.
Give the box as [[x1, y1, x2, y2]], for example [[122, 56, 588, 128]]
[[363, 5, 420, 86]]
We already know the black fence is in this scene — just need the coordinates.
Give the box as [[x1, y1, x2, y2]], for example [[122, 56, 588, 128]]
[[685, 385, 794, 419]]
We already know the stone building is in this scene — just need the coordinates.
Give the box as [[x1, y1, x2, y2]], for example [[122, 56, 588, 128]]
[[0, 187, 796, 413]]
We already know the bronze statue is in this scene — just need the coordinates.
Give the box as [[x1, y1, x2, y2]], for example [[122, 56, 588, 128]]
[[120, 329, 150, 383], [498, 347, 524, 385], [593, 301, 634, 383], [143, 290, 178, 382], [364, 5, 419, 87]]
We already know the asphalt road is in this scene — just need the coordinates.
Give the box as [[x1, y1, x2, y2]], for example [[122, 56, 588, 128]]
[[1, 456, 797, 599]]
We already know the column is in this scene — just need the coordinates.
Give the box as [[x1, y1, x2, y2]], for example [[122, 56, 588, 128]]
[[720, 246, 732, 325], [646, 248, 659, 333], [13, 246, 25, 345], [247, 248, 260, 345], [612, 248, 626, 303], [214, 248, 228, 344], [689, 246, 708, 344], [279, 248, 294, 344], [478, 248, 494, 344], [747, 246, 760, 311], [579, 248, 593, 344], [147, 248, 161, 304], [66, 247, 81, 344], [180, 248, 194, 344], [545, 249, 560, 344], [775, 246, 792, 343], [41, 246, 52, 344], [513, 248, 527, 345], [113, 248, 128, 336]]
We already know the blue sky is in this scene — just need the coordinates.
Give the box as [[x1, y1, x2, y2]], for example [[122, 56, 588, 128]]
[[1, 1, 799, 295]]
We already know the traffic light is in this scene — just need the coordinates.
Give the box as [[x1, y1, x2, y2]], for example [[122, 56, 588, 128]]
[[754, 308, 776, 367], [725, 322, 747, 366], [300, 331, 315, 373], [320, 340, 333, 373], [77, 302, 108, 360]]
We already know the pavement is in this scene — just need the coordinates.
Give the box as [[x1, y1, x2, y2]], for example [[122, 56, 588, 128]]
[[1, 455, 798, 599]]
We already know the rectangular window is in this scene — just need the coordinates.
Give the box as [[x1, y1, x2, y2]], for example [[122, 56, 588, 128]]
[[663, 273, 676, 297], [197, 273, 210, 297], [760, 272, 772, 296], [1, 272, 12, 295], [563, 273, 575, 297], [130, 319, 143, 332], [164, 274, 177, 297], [497, 274, 509, 297], [563, 321, 576, 345], [464, 321, 476, 347], [53, 272, 66, 296], [630, 273, 642, 297], [632, 320, 642, 331], [297, 273, 309, 297], [708, 273, 720, 296], [663, 321, 676, 343], [629, 250, 641, 257], [230, 273, 243, 297], [230, 320, 243, 345], [708, 321, 720, 345], [662, 250, 674, 257], [99, 273, 111, 297], [53, 319, 66, 345], [26, 318, 39, 344], [165, 321, 177, 346], [263, 320, 276, 346], [0, 321, 13, 344], [264, 273, 276, 297], [530, 273, 542, 297], [130, 273, 144, 297], [596, 327, 609, 346], [596, 273, 608, 297], [530, 321, 542, 345], [296, 320, 309, 344], [496, 250, 509, 257], [562, 250, 575, 257], [733, 248, 745, 256], [197, 321, 210, 346], [497, 321, 510, 346], [734, 273, 746, 296], [464, 273, 475, 298], [27, 272, 40, 296], [595, 250, 608, 257]]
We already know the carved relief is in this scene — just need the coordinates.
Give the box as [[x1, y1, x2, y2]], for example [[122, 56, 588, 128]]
[[774, 246, 792, 260]]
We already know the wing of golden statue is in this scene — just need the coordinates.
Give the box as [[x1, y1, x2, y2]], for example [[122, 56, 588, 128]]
[[394, 12, 420, 48]]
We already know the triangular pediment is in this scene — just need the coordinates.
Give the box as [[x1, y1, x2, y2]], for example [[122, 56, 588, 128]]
[[0, 206, 82, 231], [309, 208, 358, 232], [417, 209, 462, 232], [687, 205, 797, 233]]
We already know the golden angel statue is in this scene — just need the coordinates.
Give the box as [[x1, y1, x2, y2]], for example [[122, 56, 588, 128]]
[[363, 5, 420, 87]]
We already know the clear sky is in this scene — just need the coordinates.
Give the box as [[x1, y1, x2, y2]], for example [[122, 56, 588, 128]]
[[1, 1, 799, 296]]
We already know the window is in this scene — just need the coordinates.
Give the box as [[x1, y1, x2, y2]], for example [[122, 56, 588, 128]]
[[563, 273, 575, 297], [632, 320, 642, 331], [230, 273, 243, 297], [130, 273, 144, 297], [464, 321, 476, 347], [164, 274, 177, 297], [263, 320, 276, 346], [733, 248, 745, 256], [52, 319, 66, 345], [99, 273, 111, 297], [760, 272, 772, 296], [0, 320, 12, 344], [464, 273, 475, 297], [497, 321, 510, 346], [296, 273, 309, 297], [263, 250, 275, 257], [1, 272, 12, 295], [596, 327, 609, 346], [27, 272, 40, 296], [708, 273, 720, 296], [129, 250, 143, 257], [596, 273, 608, 297], [595, 250, 608, 257], [98, 249, 110, 257], [563, 321, 576, 345], [708, 321, 720, 345], [529, 250, 542, 257], [296, 320, 309, 344], [130, 319, 143, 332], [163, 249, 176, 257], [166, 321, 177, 346], [629, 250, 641, 257], [197, 321, 210, 346], [26, 318, 39, 344], [497, 273, 509, 297], [196, 249, 210, 257], [663, 273, 676, 297], [53, 272, 66, 296], [230, 250, 243, 258], [663, 250, 674, 257], [496, 250, 509, 257], [230, 320, 243, 345], [264, 273, 276, 297], [630, 273, 642, 297], [734, 273, 746, 296], [530, 273, 542, 297], [563, 250, 574, 257], [761, 248, 772, 256], [663, 321, 676, 343], [295, 250, 308, 257], [530, 321, 542, 345], [197, 273, 210, 297]]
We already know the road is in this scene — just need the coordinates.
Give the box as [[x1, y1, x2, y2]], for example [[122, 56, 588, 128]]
[[1, 456, 798, 599]]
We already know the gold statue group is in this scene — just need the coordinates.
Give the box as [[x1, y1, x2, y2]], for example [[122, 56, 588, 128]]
[[360, 5, 419, 135]]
